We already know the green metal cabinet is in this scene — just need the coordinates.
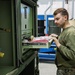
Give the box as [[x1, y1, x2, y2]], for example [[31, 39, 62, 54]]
[[0, 1, 16, 75], [0, 0, 38, 75]]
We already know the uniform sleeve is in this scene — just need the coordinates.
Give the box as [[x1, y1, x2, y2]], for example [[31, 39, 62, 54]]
[[58, 32, 75, 60]]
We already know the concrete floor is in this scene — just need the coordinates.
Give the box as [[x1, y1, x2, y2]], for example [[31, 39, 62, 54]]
[[39, 60, 57, 75]]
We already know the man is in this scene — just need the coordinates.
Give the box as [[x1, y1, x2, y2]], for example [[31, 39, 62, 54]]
[[50, 8, 75, 75]]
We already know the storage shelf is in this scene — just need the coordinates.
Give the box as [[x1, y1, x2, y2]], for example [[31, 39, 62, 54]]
[[22, 41, 53, 49], [0, 66, 15, 75]]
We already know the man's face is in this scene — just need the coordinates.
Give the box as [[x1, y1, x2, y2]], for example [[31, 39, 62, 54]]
[[54, 13, 67, 28]]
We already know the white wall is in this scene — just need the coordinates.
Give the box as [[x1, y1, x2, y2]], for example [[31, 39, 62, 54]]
[[37, 0, 75, 19]]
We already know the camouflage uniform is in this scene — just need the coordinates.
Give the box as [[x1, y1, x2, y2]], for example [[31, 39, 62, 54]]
[[57, 68, 75, 75], [55, 26, 75, 75]]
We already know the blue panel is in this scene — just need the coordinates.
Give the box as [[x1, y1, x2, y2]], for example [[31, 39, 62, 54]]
[[38, 53, 56, 58], [39, 57, 55, 61], [38, 53, 56, 60], [39, 48, 56, 53], [37, 15, 44, 20]]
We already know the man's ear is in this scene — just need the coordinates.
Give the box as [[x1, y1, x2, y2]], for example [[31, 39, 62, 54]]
[[64, 15, 67, 20]]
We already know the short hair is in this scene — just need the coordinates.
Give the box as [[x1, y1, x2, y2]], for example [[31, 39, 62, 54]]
[[53, 8, 69, 20]]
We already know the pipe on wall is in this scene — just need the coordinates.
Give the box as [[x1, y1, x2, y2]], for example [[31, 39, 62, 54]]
[[62, 0, 65, 8], [71, 0, 74, 19], [44, 0, 53, 34], [44, 0, 53, 20], [44, 0, 53, 16]]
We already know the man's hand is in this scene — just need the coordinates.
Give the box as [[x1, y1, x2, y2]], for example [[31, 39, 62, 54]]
[[49, 34, 61, 48], [50, 34, 58, 38]]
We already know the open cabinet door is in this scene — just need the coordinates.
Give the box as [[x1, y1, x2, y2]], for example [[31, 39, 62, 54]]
[[0, 0, 18, 75]]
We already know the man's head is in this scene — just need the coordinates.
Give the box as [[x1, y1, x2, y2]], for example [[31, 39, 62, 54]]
[[53, 8, 69, 28]]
